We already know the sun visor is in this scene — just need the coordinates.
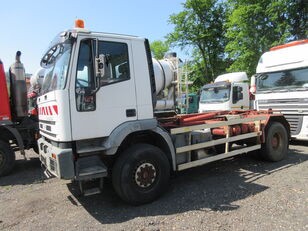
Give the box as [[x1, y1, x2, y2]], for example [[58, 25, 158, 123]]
[[202, 81, 231, 89]]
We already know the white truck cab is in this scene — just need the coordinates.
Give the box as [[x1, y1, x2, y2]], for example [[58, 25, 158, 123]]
[[252, 39, 308, 140], [37, 20, 290, 205], [199, 72, 250, 112]]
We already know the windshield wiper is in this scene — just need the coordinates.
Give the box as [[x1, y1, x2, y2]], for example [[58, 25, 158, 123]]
[[274, 89, 289, 92], [255, 73, 264, 78], [201, 100, 225, 103]]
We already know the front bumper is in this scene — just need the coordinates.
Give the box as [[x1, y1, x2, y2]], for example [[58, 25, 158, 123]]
[[38, 138, 75, 179]]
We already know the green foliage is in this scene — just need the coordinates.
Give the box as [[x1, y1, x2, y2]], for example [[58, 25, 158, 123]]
[[167, 0, 307, 89], [225, 0, 308, 77], [167, 0, 228, 86], [286, 0, 308, 40], [150, 40, 170, 59]]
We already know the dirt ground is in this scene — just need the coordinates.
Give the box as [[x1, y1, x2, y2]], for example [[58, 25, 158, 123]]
[[0, 141, 307, 231]]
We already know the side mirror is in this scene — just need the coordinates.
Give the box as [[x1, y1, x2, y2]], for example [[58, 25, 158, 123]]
[[95, 54, 106, 78], [250, 75, 256, 94]]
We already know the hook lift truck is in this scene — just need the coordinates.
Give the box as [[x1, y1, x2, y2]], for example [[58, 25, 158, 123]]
[[38, 20, 290, 205], [0, 60, 39, 176]]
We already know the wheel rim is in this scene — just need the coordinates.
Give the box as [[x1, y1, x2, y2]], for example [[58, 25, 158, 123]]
[[272, 132, 281, 150], [134, 162, 157, 188]]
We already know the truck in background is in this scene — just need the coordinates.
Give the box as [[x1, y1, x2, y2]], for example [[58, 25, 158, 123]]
[[199, 72, 251, 113], [38, 20, 290, 205], [0, 60, 39, 176], [251, 39, 308, 141], [179, 93, 199, 114]]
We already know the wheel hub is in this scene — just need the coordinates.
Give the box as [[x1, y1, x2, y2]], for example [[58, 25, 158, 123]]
[[135, 163, 156, 188], [272, 133, 280, 149]]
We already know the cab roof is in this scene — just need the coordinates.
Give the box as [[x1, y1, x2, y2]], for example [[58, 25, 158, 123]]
[[257, 41, 308, 73]]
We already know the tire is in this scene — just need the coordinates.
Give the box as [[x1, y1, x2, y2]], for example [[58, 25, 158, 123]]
[[0, 140, 16, 177], [112, 143, 170, 205], [261, 122, 288, 162]]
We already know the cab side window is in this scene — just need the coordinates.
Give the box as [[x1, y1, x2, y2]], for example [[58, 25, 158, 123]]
[[76, 40, 94, 89], [98, 41, 130, 85], [75, 39, 95, 112]]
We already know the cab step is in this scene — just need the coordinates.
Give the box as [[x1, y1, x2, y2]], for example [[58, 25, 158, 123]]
[[75, 156, 107, 196], [78, 177, 104, 196], [83, 187, 101, 196], [76, 155, 107, 180]]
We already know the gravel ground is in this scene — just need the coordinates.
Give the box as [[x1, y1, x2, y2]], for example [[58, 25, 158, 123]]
[[0, 141, 307, 231]]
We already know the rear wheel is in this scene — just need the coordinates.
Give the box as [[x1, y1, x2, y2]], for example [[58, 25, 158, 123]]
[[261, 122, 288, 162], [0, 140, 15, 177], [112, 143, 170, 205]]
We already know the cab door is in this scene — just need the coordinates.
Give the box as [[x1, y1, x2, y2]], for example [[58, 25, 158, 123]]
[[70, 36, 137, 140], [231, 83, 249, 110]]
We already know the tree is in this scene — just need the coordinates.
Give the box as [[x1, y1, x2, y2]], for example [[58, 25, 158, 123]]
[[225, 0, 308, 77], [150, 40, 170, 59], [166, 0, 228, 87], [165, 0, 307, 89], [287, 0, 308, 40]]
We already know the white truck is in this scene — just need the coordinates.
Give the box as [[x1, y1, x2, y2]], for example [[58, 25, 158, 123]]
[[251, 39, 308, 141], [38, 20, 290, 205], [199, 72, 251, 112]]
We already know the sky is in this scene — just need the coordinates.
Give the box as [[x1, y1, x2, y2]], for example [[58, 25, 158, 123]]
[[0, 0, 186, 74]]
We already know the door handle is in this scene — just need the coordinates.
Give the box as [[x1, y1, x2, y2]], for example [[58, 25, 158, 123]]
[[126, 109, 136, 117]]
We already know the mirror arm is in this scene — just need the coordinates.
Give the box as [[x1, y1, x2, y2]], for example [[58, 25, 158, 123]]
[[90, 77, 101, 95], [95, 38, 100, 79], [92, 38, 102, 94], [95, 39, 99, 59]]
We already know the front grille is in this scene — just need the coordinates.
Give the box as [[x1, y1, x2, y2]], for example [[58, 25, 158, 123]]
[[258, 104, 308, 114], [258, 98, 308, 104], [284, 115, 303, 135], [49, 158, 57, 172], [40, 130, 57, 138], [41, 155, 47, 166], [39, 119, 56, 125], [39, 120, 57, 138], [257, 98, 308, 114], [257, 98, 306, 136]]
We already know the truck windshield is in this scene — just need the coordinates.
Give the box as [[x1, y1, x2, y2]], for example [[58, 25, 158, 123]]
[[256, 67, 308, 92], [41, 43, 72, 93], [200, 86, 230, 103]]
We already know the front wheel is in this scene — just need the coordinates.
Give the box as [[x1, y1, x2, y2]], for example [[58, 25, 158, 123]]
[[261, 122, 288, 162], [0, 140, 16, 177], [112, 143, 170, 205]]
